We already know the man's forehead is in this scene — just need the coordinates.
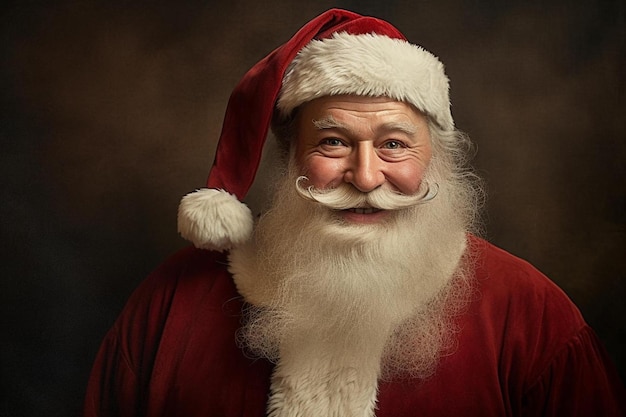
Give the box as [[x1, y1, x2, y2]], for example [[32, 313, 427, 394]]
[[297, 95, 428, 125]]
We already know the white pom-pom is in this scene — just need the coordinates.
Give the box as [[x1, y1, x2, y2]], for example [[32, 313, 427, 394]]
[[177, 188, 254, 251]]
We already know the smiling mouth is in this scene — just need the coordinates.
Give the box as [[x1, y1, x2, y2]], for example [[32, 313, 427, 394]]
[[345, 207, 382, 214]]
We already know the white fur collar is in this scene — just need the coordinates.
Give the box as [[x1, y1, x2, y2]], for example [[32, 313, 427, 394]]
[[267, 357, 379, 417]]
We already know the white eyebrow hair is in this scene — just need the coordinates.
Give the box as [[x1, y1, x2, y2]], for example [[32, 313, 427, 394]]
[[312, 115, 418, 136], [380, 121, 418, 135], [312, 115, 347, 130]]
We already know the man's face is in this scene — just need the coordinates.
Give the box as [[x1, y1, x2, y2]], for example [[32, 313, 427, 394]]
[[293, 94, 433, 224]]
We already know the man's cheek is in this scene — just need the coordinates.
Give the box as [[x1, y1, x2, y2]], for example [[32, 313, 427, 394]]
[[301, 159, 343, 189]]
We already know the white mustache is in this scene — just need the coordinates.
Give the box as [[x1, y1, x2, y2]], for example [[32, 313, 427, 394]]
[[295, 176, 439, 210]]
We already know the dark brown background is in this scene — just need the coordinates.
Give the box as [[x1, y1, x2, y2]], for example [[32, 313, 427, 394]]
[[1, 0, 624, 415]]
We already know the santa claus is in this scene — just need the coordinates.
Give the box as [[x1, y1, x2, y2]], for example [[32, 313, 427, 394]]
[[84, 9, 625, 417]]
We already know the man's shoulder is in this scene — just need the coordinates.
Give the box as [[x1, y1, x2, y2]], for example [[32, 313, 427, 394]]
[[465, 235, 586, 350], [90, 246, 247, 403], [469, 235, 578, 305], [469, 236, 545, 278], [141, 246, 231, 294], [115, 246, 237, 326], [153, 245, 230, 279]]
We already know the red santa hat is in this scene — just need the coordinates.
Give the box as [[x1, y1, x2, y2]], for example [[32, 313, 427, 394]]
[[177, 8, 453, 251]]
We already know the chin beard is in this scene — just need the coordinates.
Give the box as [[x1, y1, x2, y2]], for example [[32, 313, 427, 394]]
[[228, 155, 478, 415]]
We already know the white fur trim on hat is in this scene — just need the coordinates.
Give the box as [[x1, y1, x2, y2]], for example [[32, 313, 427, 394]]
[[277, 32, 454, 131], [177, 188, 253, 251]]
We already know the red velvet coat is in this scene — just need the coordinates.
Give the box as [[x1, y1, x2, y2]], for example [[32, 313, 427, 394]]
[[84, 238, 626, 416]]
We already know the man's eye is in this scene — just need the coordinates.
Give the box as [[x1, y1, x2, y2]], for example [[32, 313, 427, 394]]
[[382, 140, 404, 149], [321, 138, 344, 147]]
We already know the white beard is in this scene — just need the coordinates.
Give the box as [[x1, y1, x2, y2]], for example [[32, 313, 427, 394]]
[[229, 155, 476, 417]]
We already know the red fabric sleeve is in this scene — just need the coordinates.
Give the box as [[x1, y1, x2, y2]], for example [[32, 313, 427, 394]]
[[83, 246, 271, 416], [522, 325, 626, 417], [83, 324, 140, 417], [83, 247, 223, 417]]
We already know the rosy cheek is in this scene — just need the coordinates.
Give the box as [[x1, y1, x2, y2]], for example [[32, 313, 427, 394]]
[[300, 157, 342, 189], [390, 163, 429, 195]]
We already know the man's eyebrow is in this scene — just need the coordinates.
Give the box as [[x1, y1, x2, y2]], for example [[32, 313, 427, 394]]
[[312, 115, 348, 131], [379, 121, 418, 136], [312, 116, 419, 136]]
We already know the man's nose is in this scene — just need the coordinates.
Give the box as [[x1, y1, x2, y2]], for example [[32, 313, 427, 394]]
[[343, 145, 386, 192]]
